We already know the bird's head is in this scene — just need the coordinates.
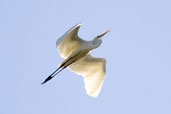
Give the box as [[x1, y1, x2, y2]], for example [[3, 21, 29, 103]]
[[92, 30, 110, 47]]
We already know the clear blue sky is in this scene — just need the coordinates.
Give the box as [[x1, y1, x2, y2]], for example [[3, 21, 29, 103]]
[[0, 0, 171, 114]]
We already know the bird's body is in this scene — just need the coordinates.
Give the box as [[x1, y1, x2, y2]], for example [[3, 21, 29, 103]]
[[42, 23, 110, 98]]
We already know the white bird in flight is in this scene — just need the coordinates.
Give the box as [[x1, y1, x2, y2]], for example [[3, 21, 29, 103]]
[[42, 23, 110, 98]]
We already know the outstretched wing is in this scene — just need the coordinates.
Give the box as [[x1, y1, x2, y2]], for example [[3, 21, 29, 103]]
[[68, 54, 106, 98], [56, 23, 85, 59]]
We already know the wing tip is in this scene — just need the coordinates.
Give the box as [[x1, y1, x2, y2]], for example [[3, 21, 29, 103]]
[[56, 22, 83, 49], [68, 22, 82, 34], [85, 78, 105, 98], [87, 93, 98, 98], [74, 22, 82, 29], [77, 22, 82, 26]]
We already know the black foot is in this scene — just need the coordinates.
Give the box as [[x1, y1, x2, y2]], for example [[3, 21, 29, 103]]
[[41, 76, 53, 85]]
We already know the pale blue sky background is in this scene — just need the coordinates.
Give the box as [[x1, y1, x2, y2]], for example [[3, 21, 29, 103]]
[[0, 0, 171, 114]]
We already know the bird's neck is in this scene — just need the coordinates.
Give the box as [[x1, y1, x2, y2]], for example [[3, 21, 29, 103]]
[[86, 41, 101, 51]]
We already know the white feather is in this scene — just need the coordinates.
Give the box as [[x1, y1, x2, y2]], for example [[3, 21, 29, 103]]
[[52, 23, 109, 97]]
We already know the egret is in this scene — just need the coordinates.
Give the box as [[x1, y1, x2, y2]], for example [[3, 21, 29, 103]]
[[42, 23, 110, 98]]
